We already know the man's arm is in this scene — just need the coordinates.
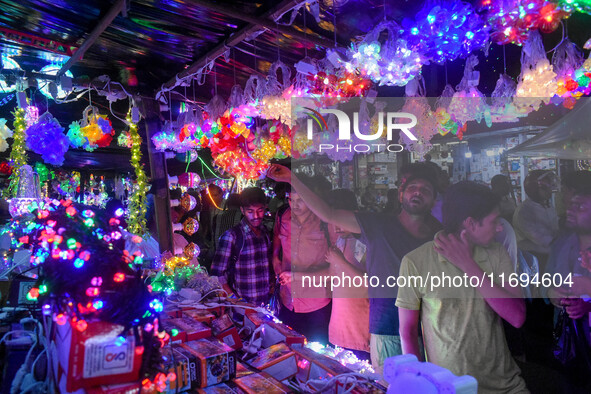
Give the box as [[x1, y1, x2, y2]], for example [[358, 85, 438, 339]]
[[211, 231, 235, 295], [272, 218, 283, 275], [434, 232, 526, 328], [399, 308, 422, 360], [268, 164, 360, 233]]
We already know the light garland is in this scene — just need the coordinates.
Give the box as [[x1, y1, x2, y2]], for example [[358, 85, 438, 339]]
[[403, 1, 490, 64], [126, 115, 150, 237], [559, 0, 591, 15], [4, 108, 29, 199]]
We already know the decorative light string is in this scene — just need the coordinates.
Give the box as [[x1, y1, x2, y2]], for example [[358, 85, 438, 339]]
[[5, 108, 28, 198], [126, 114, 149, 236]]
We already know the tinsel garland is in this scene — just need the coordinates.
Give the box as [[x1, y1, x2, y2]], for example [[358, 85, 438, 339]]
[[4, 108, 28, 198], [126, 116, 149, 237]]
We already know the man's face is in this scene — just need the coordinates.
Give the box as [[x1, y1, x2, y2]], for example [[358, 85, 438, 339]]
[[288, 192, 310, 217], [566, 195, 591, 234], [466, 208, 502, 246], [241, 203, 265, 228], [399, 179, 435, 215]]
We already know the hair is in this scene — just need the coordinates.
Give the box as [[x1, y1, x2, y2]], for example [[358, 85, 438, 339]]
[[399, 162, 439, 195], [225, 193, 241, 209], [572, 171, 591, 197], [490, 174, 511, 195], [327, 189, 358, 211], [239, 187, 267, 208], [442, 181, 500, 234], [208, 184, 223, 195]]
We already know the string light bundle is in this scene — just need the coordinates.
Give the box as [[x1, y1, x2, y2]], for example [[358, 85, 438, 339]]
[[346, 20, 423, 86], [25, 112, 70, 166], [12, 199, 175, 388], [515, 31, 558, 110], [126, 115, 150, 237], [402, 0, 490, 64], [4, 108, 29, 199], [479, 0, 569, 45]]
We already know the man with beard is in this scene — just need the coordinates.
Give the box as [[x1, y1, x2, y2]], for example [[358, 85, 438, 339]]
[[267, 163, 441, 374], [397, 181, 527, 393], [211, 187, 272, 305]]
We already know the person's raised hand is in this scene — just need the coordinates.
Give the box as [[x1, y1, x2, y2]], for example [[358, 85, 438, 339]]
[[433, 230, 473, 273], [267, 164, 292, 183]]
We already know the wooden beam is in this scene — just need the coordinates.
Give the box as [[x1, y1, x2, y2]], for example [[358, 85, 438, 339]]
[[57, 0, 126, 77], [160, 0, 332, 93]]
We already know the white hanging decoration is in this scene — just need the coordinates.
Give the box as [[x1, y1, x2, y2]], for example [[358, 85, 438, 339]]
[[515, 31, 557, 111], [260, 61, 294, 125], [0, 118, 13, 152], [447, 55, 490, 126], [399, 77, 437, 158], [346, 20, 423, 87], [490, 74, 525, 123]]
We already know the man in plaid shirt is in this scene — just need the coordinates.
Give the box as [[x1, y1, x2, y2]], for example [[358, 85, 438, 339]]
[[211, 187, 272, 305]]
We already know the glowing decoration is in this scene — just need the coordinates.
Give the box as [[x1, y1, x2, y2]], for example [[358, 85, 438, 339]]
[[126, 114, 149, 237], [169, 173, 201, 189], [447, 55, 490, 128], [347, 20, 423, 86], [66, 121, 88, 149], [515, 32, 557, 110], [24, 106, 39, 127], [479, 0, 569, 45], [25, 113, 69, 165], [79, 110, 114, 150], [306, 342, 375, 375], [182, 218, 199, 236], [38, 65, 74, 100], [0, 55, 21, 93], [117, 131, 133, 148], [558, 0, 591, 15], [4, 108, 29, 199], [259, 96, 292, 126], [402, 1, 490, 64], [0, 118, 13, 152], [183, 242, 200, 259]]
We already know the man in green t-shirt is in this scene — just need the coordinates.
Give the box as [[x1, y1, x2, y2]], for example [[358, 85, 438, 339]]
[[397, 181, 528, 394]]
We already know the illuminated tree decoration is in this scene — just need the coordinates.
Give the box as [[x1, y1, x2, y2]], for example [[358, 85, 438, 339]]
[[126, 115, 149, 237], [4, 108, 28, 198]]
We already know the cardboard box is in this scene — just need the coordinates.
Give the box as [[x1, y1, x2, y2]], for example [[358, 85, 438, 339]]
[[53, 320, 142, 392], [236, 361, 255, 378], [248, 343, 297, 381], [234, 371, 293, 393], [261, 322, 306, 348], [161, 346, 190, 393], [180, 338, 237, 388], [211, 314, 243, 350], [160, 319, 186, 344], [86, 382, 141, 394], [196, 381, 244, 393], [184, 309, 216, 325], [292, 346, 352, 383], [173, 345, 200, 390], [243, 312, 268, 331], [169, 317, 212, 341]]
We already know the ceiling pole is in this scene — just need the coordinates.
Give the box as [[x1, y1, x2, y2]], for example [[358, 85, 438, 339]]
[[187, 0, 335, 48], [160, 0, 332, 92], [57, 0, 127, 77]]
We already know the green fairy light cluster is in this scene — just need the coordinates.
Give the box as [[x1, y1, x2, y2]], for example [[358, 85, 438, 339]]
[[4, 108, 29, 198], [126, 116, 149, 236]]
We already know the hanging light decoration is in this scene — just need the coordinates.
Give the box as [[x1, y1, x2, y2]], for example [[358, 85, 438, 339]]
[[402, 1, 490, 64], [126, 113, 149, 237]]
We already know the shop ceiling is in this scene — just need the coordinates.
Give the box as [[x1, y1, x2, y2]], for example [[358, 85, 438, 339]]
[[0, 0, 590, 168]]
